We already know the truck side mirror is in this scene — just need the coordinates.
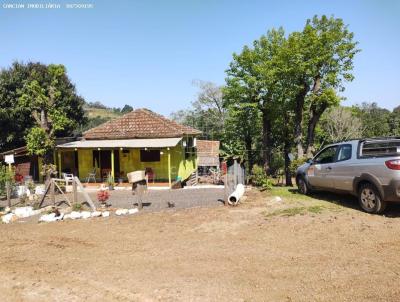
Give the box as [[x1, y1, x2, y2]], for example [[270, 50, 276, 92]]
[[306, 158, 313, 164]]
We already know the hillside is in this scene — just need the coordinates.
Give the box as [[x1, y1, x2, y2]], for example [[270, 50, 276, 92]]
[[84, 106, 123, 119]]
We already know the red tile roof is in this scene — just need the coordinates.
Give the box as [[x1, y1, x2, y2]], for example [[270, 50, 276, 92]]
[[83, 108, 201, 140]]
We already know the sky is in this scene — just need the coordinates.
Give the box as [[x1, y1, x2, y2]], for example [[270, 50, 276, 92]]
[[0, 0, 399, 116]]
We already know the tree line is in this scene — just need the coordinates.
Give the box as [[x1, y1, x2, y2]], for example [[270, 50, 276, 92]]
[[0, 61, 134, 159], [171, 15, 399, 185]]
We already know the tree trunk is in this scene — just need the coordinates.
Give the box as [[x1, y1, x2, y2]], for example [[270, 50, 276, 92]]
[[305, 102, 328, 158], [293, 82, 308, 159], [245, 136, 253, 174], [40, 109, 49, 132], [284, 141, 293, 186], [261, 109, 272, 174]]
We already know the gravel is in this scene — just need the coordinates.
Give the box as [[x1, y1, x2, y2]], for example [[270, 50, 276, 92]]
[[91, 187, 225, 212]]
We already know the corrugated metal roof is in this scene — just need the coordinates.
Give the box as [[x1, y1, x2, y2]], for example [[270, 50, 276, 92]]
[[56, 138, 182, 149]]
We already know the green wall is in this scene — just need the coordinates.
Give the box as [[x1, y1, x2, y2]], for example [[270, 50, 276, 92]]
[[67, 140, 197, 182]]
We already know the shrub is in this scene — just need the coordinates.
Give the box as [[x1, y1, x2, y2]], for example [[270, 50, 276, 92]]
[[0, 166, 15, 197], [289, 158, 307, 175], [72, 203, 83, 211], [250, 164, 273, 190]]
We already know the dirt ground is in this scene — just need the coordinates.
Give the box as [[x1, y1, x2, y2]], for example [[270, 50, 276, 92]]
[[1, 187, 400, 301]]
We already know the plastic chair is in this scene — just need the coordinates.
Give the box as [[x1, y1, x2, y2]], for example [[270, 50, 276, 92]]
[[145, 167, 155, 183], [86, 168, 97, 184], [62, 173, 74, 186]]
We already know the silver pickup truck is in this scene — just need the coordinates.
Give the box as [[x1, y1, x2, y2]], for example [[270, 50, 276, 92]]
[[296, 138, 400, 214]]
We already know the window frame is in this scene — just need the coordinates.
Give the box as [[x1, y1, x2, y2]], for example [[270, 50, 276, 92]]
[[336, 144, 352, 162], [313, 145, 339, 165], [140, 149, 161, 162]]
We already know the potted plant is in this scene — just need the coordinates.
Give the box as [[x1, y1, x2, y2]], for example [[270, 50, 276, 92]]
[[106, 172, 114, 190], [97, 190, 110, 208]]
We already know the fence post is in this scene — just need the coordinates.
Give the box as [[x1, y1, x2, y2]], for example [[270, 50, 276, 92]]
[[73, 178, 77, 204], [224, 171, 228, 206], [6, 181, 11, 208], [50, 180, 55, 205], [234, 160, 238, 188]]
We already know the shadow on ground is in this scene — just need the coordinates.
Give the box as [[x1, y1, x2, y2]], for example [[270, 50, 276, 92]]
[[286, 188, 400, 218]]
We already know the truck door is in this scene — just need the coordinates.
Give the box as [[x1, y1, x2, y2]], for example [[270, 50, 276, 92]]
[[308, 145, 338, 189], [331, 144, 354, 191]]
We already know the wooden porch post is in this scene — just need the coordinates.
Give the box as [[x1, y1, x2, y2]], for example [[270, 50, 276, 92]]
[[58, 151, 62, 177], [111, 149, 115, 181], [167, 147, 171, 188]]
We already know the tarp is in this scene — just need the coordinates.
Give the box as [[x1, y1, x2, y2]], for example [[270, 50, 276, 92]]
[[56, 138, 182, 149]]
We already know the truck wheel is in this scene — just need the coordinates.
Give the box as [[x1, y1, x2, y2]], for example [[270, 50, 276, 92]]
[[297, 176, 310, 195], [358, 183, 387, 214]]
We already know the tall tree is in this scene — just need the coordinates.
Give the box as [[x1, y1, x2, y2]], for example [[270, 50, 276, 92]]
[[171, 80, 226, 140], [225, 28, 286, 173], [287, 15, 359, 158], [0, 62, 86, 157], [321, 106, 363, 143], [352, 102, 391, 137]]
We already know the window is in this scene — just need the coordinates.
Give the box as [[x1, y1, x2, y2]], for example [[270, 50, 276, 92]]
[[314, 146, 338, 164], [361, 140, 400, 157], [140, 149, 160, 162], [185, 137, 195, 159], [337, 145, 352, 161]]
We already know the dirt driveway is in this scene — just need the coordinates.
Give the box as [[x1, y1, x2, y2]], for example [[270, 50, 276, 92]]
[[1, 187, 400, 301]]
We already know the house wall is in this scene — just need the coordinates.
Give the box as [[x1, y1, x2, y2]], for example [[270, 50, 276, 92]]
[[77, 149, 93, 179], [71, 141, 197, 182]]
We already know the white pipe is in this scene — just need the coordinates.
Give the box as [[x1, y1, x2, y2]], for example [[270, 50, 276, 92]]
[[228, 184, 245, 205]]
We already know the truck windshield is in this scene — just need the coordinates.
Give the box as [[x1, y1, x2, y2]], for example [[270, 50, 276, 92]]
[[361, 140, 400, 157]]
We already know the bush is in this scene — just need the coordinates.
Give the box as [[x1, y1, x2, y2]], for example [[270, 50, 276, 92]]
[[289, 158, 307, 175], [72, 203, 83, 211], [250, 164, 273, 190], [0, 166, 15, 197]]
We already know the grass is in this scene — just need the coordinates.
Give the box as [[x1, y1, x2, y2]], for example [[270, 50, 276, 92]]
[[84, 107, 122, 119], [266, 205, 326, 217], [264, 186, 347, 218]]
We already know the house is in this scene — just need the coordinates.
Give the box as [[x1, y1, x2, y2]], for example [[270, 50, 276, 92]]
[[55, 108, 202, 186], [196, 140, 220, 175], [0, 137, 77, 182]]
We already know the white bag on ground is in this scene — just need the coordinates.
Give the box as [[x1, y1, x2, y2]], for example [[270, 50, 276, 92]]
[[39, 213, 64, 222], [81, 211, 91, 219], [14, 206, 34, 218], [128, 208, 139, 215], [91, 211, 102, 217], [115, 208, 129, 216], [70, 211, 82, 219], [2, 213, 15, 224]]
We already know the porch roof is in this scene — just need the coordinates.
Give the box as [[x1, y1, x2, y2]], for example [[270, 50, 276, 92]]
[[56, 137, 182, 149]]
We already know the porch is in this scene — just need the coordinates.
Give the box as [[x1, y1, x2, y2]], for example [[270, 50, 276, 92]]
[[55, 138, 197, 187]]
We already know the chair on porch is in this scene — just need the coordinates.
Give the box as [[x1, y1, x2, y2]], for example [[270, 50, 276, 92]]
[[102, 168, 112, 182], [145, 167, 155, 183], [86, 168, 97, 184], [62, 172, 74, 186]]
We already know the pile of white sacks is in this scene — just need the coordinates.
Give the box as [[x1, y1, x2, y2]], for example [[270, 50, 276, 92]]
[[38, 208, 139, 223], [1, 206, 139, 224], [1, 206, 42, 224]]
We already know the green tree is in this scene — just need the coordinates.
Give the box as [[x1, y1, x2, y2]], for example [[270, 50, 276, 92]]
[[121, 104, 133, 114], [287, 15, 360, 158], [352, 102, 391, 137], [225, 28, 286, 173], [0, 62, 86, 157]]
